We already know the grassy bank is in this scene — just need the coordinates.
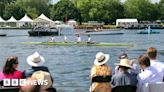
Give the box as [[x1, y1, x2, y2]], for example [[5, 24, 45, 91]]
[[77, 24, 117, 29]]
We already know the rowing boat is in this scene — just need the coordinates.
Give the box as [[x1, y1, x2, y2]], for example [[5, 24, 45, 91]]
[[21, 42, 133, 47]]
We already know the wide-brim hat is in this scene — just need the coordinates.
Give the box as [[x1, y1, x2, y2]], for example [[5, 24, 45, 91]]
[[32, 71, 52, 90], [27, 52, 45, 67], [94, 52, 110, 66], [115, 59, 132, 68]]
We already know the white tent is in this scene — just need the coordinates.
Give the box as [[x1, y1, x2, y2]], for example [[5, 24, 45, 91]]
[[0, 16, 5, 22], [6, 16, 17, 22], [116, 19, 138, 27], [33, 13, 55, 27], [34, 13, 54, 23], [54, 20, 63, 25], [67, 19, 77, 27], [19, 14, 33, 22]]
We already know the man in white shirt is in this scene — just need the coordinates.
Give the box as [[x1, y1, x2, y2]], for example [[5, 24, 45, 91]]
[[147, 47, 164, 81], [137, 55, 161, 92], [76, 34, 81, 43]]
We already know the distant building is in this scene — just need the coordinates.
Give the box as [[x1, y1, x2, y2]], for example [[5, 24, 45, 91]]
[[116, 19, 138, 28]]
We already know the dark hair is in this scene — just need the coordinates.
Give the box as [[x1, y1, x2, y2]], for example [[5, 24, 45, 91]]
[[118, 66, 130, 72], [118, 52, 128, 59], [138, 55, 150, 67], [147, 47, 157, 59], [3, 56, 18, 75]]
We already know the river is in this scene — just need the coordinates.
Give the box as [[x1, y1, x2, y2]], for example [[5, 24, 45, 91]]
[[0, 28, 164, 92]]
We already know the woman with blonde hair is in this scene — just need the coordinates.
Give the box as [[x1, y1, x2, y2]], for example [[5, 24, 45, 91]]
[[90, 52, 112, 92]]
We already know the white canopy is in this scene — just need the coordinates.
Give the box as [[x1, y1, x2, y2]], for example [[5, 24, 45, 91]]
[[19, 14, 33, 22], [34, 13, 53, 23], [54, 20, 63, 24], [116, 19, 138, 26], [6, 16, 17, 22], [67, 19, 77, 26], [0, 16, 5, 22]]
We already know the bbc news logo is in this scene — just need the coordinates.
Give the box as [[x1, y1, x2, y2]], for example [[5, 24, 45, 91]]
[[3, 79, 48, 86]]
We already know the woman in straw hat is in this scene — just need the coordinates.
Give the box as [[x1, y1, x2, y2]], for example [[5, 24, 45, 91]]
[[23, 52, 50, 78], [111, 59, 137, 89], [0, 56, 22, 80], [90, 52, 112, 92]]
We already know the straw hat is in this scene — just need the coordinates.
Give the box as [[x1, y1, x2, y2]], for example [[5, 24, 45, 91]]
[[32, 71, 52, 90], [94, 52, 110, 66], [115, 59, 132, 68], [27, 52, 45, 67]]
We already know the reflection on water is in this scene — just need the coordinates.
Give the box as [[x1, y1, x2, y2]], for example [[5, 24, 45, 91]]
[[0, 29, 164, 92]]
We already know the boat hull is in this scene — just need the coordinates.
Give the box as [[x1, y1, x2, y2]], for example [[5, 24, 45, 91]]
[[28, 31, 58, 36], [21, 42, 133, 47], [0, 34, 6, 36]]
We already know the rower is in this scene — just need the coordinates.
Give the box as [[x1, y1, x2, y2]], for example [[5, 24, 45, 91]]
[[76, 34, 81, 43], [64, 35, 68, 43], [87, 35, 94, 44], [50, 36, 55, 42]]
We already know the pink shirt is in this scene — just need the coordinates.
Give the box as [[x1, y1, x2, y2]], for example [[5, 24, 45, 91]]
[[0, 70, 23, 80]]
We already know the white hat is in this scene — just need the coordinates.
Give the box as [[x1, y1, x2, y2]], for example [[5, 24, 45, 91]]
[[27, 52, 45, 67], [115, 59, 132, 68], [94, 52, 110, 66], [32, 71, 52, 90]]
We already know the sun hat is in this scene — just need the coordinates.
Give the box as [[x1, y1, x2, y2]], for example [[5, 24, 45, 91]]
[[32, 71, 52, 90], [115, 59, 132, 68], [118, 52, 128, 59], [27, 52, 45, 67], [94, 52, 110, 66]]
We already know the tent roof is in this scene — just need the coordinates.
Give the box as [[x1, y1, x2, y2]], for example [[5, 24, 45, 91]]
[[6, 16, 17, 22], [19, 14, 33, 22], [35, 13, 53, 23], [0, 16, 5, 22]]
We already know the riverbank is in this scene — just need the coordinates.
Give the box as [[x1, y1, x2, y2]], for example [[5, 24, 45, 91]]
[[76, 24, 117, 29]]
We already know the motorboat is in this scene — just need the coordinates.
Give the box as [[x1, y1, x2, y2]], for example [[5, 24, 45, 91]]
[[28, 26, 59, 36], [137, 26, 160, 34]]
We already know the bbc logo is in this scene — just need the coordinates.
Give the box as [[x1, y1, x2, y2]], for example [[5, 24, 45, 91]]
[[3, 79, 26, 86]]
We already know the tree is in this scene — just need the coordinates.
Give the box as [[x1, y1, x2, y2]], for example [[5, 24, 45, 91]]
[[16, 0, 51, 19], [51, 0, 81, 22], [124, 0, 159, 21], [159, 0, 164, 19], [76, 0, 124, 24], [3, 3, 26, 20]]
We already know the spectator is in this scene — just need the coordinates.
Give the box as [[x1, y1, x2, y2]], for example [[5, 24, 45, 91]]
[[118, 52, 128, 60], [31, 71, 55, 91], [115, 52, 140, 75], [19, 77, 40, 92], [90, 52, 112, 92], [23, 52, 50, 78], [114, 52, 128, 74], [111, 59, 137, 88], [0, 56, 22, 80], [137, 55, 161, 92], [146, 47, 164, 81]]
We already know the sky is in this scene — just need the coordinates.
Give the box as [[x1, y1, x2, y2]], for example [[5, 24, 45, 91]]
[[52, 0, 160, 4]]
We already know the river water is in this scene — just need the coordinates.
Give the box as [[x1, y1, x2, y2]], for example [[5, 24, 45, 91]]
[[0, 28, 164, 92]]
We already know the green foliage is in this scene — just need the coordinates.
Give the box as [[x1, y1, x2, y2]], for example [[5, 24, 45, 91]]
[[0, 0, 163, 23], [76, 0, 124, 24], [0, 2, 5, 17], [16, 0, 50, 19], [124, 0, 159, 21], [51, 0, 81, 22], [159, 0, 164, 19], [3, 3, 25, 20]]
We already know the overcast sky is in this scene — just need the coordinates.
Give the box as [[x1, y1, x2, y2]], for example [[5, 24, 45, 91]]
[[52, 0, 160, 4]]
